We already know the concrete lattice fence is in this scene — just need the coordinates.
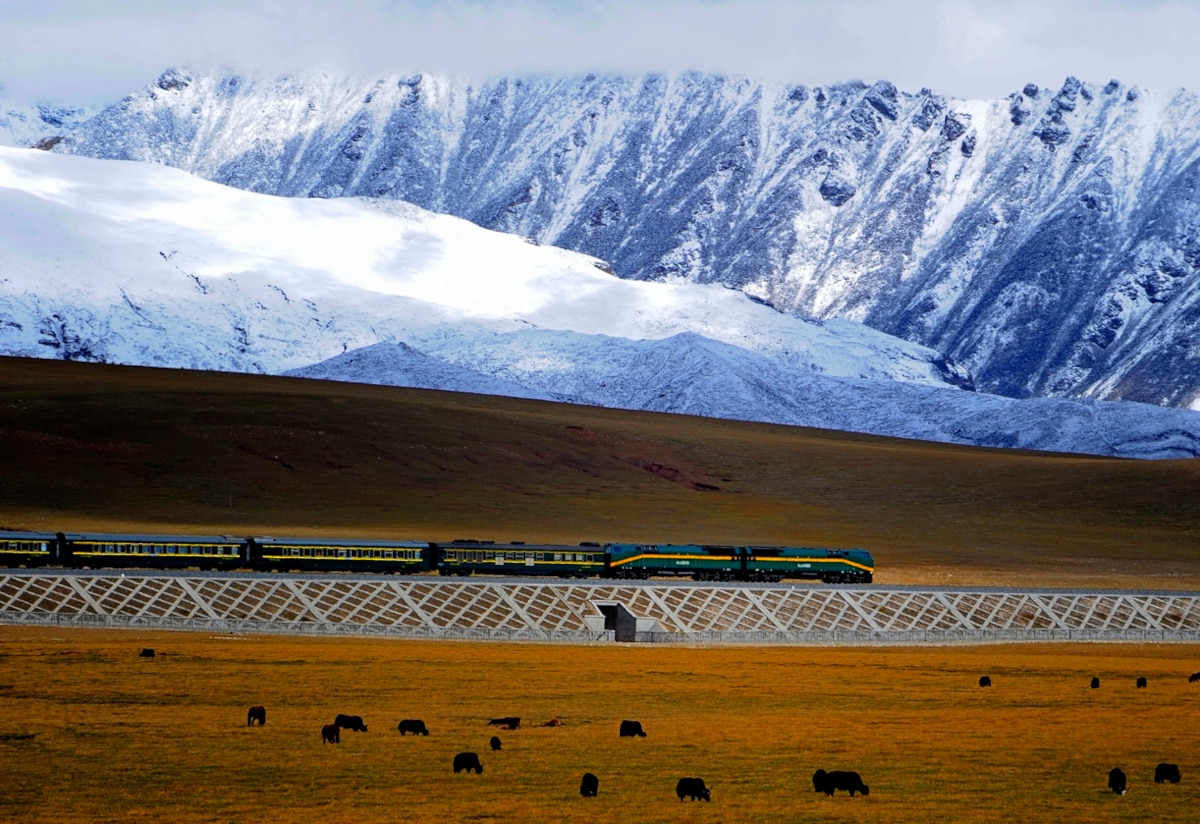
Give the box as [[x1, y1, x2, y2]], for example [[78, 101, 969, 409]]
[[2, 572, 1200, 644]]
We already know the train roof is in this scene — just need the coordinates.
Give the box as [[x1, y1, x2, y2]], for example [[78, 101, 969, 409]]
[[442, 540, 602, 551], [251, 536, 429, 548], [0, 530, 57, 540], [63, 533, 245, 544]]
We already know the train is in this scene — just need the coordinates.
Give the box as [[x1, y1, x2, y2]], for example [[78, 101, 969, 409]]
[[0, 530, 875, 584]]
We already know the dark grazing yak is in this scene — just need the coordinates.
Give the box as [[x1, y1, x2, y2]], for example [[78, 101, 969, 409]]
[[619, 720, 647, 737], [453, 752, 483, 774], [1155, 763, 1181, 784], [579, 772, 599, 797], [334, 714, 367, 732], [397, 719, 429, 736], [813, 769, 870, 796], [675, 777, 710, 802]]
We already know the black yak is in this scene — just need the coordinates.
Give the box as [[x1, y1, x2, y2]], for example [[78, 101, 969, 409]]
[[453, 752, 483, 774], [675, 777, 710, 801]]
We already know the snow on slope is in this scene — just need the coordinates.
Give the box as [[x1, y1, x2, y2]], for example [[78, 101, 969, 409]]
[[46, 68, 1200, 408], [285, 341, 556, 401], [0, 145, 965, 385]]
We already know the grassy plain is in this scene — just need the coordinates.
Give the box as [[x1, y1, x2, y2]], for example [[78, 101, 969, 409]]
[[0, 626, 1198, 823], [2, 357, 1200, 821], [2, 356, 1200, 589]]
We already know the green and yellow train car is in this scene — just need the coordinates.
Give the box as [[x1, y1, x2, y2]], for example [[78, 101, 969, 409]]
[[248, 536, 431, 573], [0, 530, 58, 568], [437, 540, 606, 577], [61, 533, 247, 570]]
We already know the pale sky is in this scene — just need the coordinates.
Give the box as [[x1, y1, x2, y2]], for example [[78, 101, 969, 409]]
[[3, 0, 1199, 105]]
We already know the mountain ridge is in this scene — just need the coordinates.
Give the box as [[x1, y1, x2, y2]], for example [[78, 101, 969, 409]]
[[37, 66, 1200, 408]]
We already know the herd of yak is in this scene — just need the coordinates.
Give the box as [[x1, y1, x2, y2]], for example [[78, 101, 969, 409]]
[[980, 670, 1198, 795], [230, 664, 1200, 804], [241, 706, 861, 803]]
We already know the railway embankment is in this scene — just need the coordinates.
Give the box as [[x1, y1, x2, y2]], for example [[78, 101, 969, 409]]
[[3, 572, 1200, 644]]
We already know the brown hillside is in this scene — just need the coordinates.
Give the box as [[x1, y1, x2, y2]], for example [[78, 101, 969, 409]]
[[1, 356, 1198, 588]]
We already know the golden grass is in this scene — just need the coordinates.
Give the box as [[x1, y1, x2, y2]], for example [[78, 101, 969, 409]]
[[2, 357, 1200, 590], [0, 626, 1198, 822]]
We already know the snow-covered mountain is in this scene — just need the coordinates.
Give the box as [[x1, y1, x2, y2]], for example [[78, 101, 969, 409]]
[[0, 145, 964, 384], [5, 145, 1199, 459], [36, 68, 1200, 409]]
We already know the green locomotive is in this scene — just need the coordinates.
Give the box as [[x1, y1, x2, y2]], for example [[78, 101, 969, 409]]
[[606, 543, 874, 583]]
